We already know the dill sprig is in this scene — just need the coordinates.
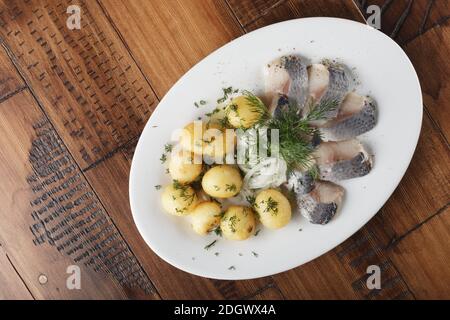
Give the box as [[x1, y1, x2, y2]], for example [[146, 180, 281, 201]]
[[241, 90, 270, 124], [305, 99, 339, 121], [268, 98, 338, 170], [268, 106, 316, 169]]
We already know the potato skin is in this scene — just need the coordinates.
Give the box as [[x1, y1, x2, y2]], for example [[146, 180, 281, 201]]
[[227, 95, 264, 129], [255, 189, 291, 229], [179, 121, 235, 160], [190, 201, 222, 235], [161, 183, 198, 216], [220, 206, 256, 240], [201, 165, 242, 198], [168, 151, 202, 183]]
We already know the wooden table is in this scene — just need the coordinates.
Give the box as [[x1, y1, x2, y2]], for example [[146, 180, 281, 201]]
[[0, 0, 448, 300]]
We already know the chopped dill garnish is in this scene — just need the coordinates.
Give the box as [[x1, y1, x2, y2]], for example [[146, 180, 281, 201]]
[[154, 185, 162, 190], [252, 251, 259, 257], [225, 183, 237, 192], [205, 107, 220, 118], [212, 226, 222, 237], [228, 265, 236, 270], [254, 229, 261, 236], [246, 195, 256, 207], [218, 116, 230, 129], [165, 168, 170, 174], [172, 179, 195, 206], [200, 100, 207, 105], [238, 253, 243, 256], [263, 197, 279, 215], [214, 252, 220, 256], [217, 86, 234, 104], [204, 240, 217, 250], [213, 185, 220, 191], [160, 153, 167, 163], [194, 102, 200, 108], [228, 215, 239, 233], [164, 143, 173, 153]]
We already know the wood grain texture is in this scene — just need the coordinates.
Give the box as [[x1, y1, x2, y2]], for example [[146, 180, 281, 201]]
[[99, 0, 243, 98], [356, 0, 449, 44], [404, 19, 450, 142], [240, 0, 365, 31], [225, 0, 283, 27], [0, 244, 34, 300], [248, 285, 285, 300], [273, 252, 360, 299], [0, 46, 25, 100], [388, 205, 450, 299], [0, 91, 158, 299], [377, 113, 450, 240], [0, 0, 158, 168]]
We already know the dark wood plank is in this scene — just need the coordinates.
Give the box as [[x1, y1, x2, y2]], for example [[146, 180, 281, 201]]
[[404, 19, 450, 142], [241, 0, 366, 32], [388, 205, 450, 299], [356, 0, 449, 44], [273, 252, 360, 299], [248, 285, 285, 300], [0, 244, 34, 300], [376, 113, 450, 240], [99, 0, 243, 98], [0, 90, 159, 299], [0, 0, 158, 168], [225, 0, 283, 27]]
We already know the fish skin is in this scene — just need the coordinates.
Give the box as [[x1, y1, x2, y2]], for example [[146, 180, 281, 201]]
[[314, 139, 373, 182], [286, 170, 315, 195], [319, 65, 349, 120], [265, 55, 309, 114], [281, 55, 309, 111], [319, 152, 372, 181], [320, 96, 377, 141], [297, 180, 344, 225]]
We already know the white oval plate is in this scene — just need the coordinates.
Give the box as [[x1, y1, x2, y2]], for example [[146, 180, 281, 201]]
[[130, 18, 422, 280]]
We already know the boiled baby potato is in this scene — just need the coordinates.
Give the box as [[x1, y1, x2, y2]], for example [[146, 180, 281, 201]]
[[220, 206, 256, 240], [201, 165, 242, 198], [168, 150, 202, 183], [179, 121, 206, 155], [255, 189, 291, 229], [226, 95, 265, 129], [190, 201, 222, 235], [161, 182, 198, 216], [180, 121, 235, 160]]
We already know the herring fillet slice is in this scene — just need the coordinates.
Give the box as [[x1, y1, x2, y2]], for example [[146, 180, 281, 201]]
[[314, 139, 372, 182], [306, 63, 349, 121], [297, 180, 344, 225], [264, 55, 309, 114], [320, 92, 377, 141]]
